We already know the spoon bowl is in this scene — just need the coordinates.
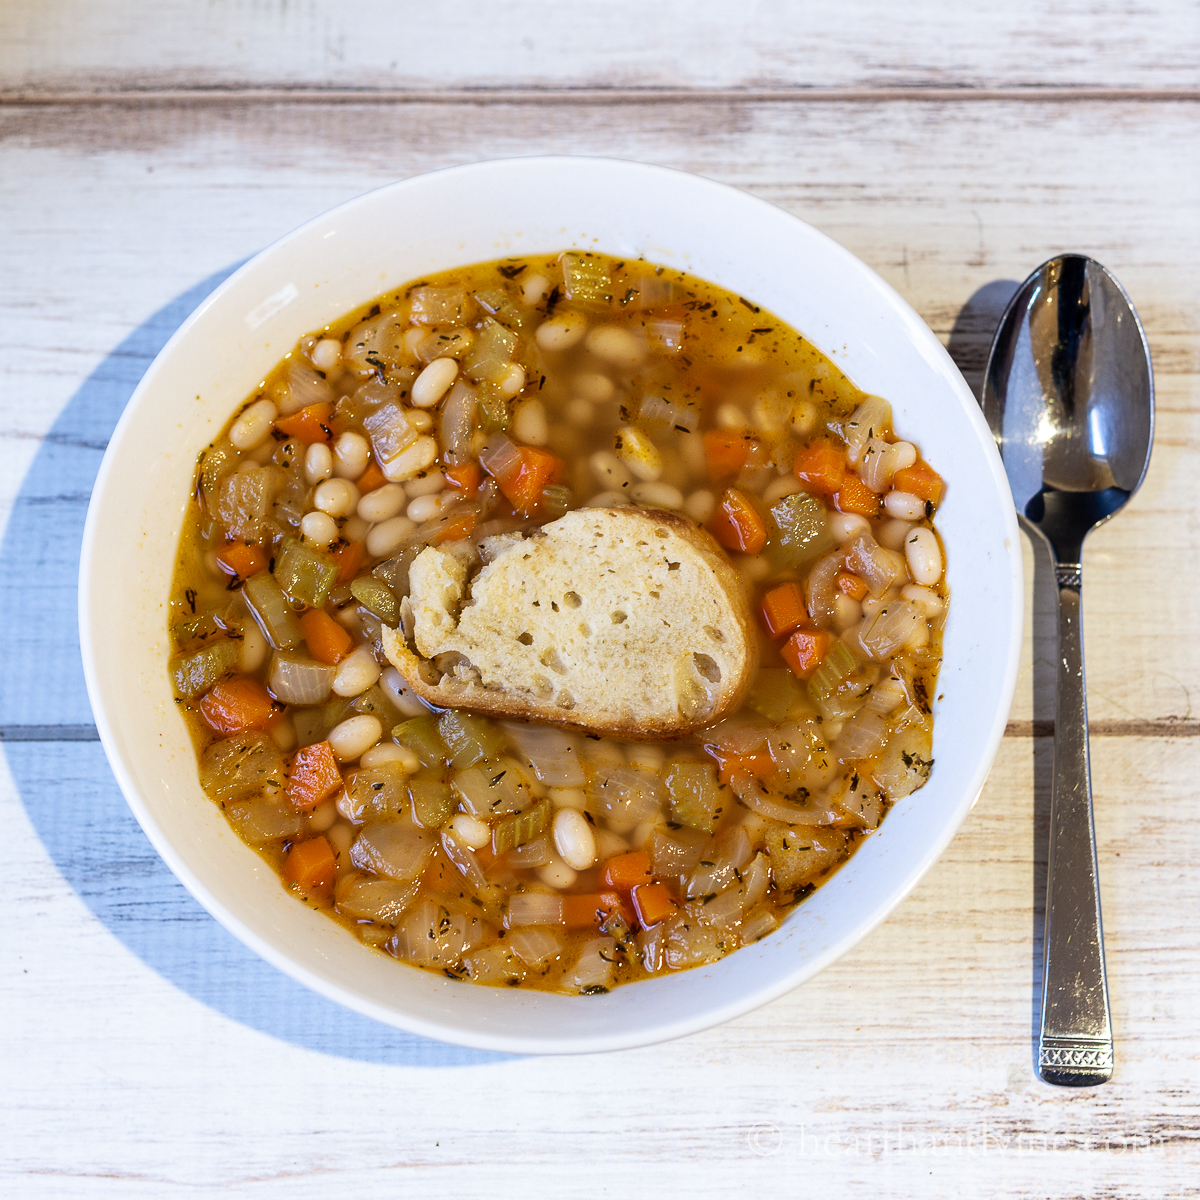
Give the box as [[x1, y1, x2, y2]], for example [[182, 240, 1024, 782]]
[[983, 254, 1154, 1086]]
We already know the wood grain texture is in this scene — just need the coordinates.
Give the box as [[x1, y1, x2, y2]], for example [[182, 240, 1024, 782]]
[[2, 6, 1199, 1190], [3, 0, 1199, 95]]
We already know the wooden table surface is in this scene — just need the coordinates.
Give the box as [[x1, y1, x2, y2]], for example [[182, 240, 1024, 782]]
[[3, 4, 1198, 1195]]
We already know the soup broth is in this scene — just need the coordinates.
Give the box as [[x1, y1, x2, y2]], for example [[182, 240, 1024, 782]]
[[169, 252, 946, 993]]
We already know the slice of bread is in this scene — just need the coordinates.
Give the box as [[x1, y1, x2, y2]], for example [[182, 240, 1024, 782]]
[[381, 507, 755, 739]]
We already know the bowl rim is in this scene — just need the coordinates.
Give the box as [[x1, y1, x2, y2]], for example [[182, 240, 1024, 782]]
[[79, 155, 1023, 1054]]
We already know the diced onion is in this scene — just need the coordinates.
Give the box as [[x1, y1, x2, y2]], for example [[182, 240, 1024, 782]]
[[506, 927, 563, 967], [439, 380, 477, 465], [860, 601, 925, 660], [843, 532, 905, 599], [837, 709, 889, 761], [501, 722, 586, 787], [729, 775, 838, 826], [842, 396, 892, 465], [505, 892, 565, 927], [804, 552, 842, 628], [268, 651, 334, 705]]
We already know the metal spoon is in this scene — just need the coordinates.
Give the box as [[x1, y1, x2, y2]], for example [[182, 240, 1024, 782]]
[[982, 255, 1153, 1086]]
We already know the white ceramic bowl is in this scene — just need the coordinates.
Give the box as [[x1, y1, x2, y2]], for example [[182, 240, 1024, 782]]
[[80, 157, 1022, 1054]]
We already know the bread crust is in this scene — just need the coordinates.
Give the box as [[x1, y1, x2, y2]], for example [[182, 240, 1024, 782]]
[[381, 507, 756, 739]]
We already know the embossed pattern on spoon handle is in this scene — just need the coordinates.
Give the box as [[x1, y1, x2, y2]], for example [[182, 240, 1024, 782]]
[[1039, 563, 1114, 1086]]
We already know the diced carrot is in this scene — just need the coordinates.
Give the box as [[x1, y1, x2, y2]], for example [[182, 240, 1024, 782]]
[[562, 892, 634, 929], [761, 582, 809, 638], [430, 511, 478, 544], [215, 542, 267, 580], [274, 402, 334, 445], [709, 488, 767, 555], [444, 462, 482, 492], [836, 571, 868, 601], [334, 540, 364, 585], [833, 472, 882, 518], [283, 836, 337, 899], [631, 882, 678, 928], [285, 741, 343, 812], [299, 608, 353, 665], [704, 745, 777, 786], [491, 446, 565, 516], [600, 850, 654, 892], [199, 677, 275, 735], [703, 430, 758, 481], [781, 629, 830, 679], [793, 439, 846, 496], [355, 460, 387, 494], [893, 462, 944, 506]]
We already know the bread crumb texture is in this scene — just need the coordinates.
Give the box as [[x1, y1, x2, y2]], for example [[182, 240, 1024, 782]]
[[382, 508, 755, 738]]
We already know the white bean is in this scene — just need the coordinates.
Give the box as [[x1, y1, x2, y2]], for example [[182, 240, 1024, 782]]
[[361, 742, 418, 772], [631, 821, 655, 848], [626, 745, 664, 772], [536, 856, 579, 890], [229, 399, 277, 451], [269, 716, 296, 753], [716, 404, 747, 429], [892, 441, 918, 470], [334, 605, 362, 632], [631, 481, 683, 509], [304, 441, 333, 485], [884, 490, 927, 521], [311, 338, 342, 372], [832, 593, 863, 632], [238, 621, 268, 672], [586, 324, 645, 367], [877, 518, 913, 551], [332, 431, 370, 480], [411, 357, 459, 408], [522, 273, 551, 306], [327, 714, 382, 763], [829, 511, 871, 544], [342, 515, 369, 543], [548, 787, 587, 810], [905, 526, 943, 585], [584, 491, 628, 508], [496, 363, 526, 398], [614, 426, 663, 481], [683, 489, 716, 523], [591, 449, 633, 491], [406, 493, 445, 523], [762, 475, 804, 505], [366, 515, 416, 557], [308, 799, 338, 833], [357, 482, 407, 523], [535, 311, 588, 351], [405, 471, 445, 498], [381, 436, 437, 482], [379, 666, 432, 719], [574, 372, 615, 402], [553, 808, 596, 871], [791, 400, 818, 436], [314, 478, 359, 518], [408, 409, 433, 431], [332, 645, 381, 697], [300, 510, 338, 547], [902, 583, 945, 616], [513, 398, 549, 446], [452, 814, 492, 851]]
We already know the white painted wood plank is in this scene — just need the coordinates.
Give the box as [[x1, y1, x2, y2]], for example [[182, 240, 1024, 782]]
[[3, 738, 1197, 1194], [1, 97, 1195, 727], [2, 0, 1198, 94]]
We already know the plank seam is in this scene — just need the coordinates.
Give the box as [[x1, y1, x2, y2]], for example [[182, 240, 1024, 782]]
[[2, 86, 1199, 107]]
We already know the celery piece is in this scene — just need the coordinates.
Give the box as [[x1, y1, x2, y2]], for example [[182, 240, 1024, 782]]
[[393, 715, 447, 768], [561, 253, 612, 309], [352, 683, 402, 729], [169, 639, 239, 700], [476, 387, 511, 433], [745, 668, 809, 724], [463, 318, 519, 385], [768, 492, 837, 570], [373, 544, 421, 597], [539, 484, 572, 519], [275, 539, 338, 610], [474, 288, 533, 332], [243, 572, 304, 650], [350, 576, 399, 626], [292, 707, 328, 749], [808, 640, 858, 709], [492, 796, 551, 855], [438, 711, 506, 770], [664, 762, 723, 834], [198, 733, 284, 804], [172, 611, 224, 653], [198, 437, 240, 511], [409, 776, 454, 830]]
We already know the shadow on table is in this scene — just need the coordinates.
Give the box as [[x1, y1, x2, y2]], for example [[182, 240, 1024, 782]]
[[947, 278, 1058, 1080], [2, 267, 512, 1069]]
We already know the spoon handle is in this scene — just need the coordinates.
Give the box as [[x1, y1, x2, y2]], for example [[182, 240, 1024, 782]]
[[1039, 564, 1114, 1086]]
